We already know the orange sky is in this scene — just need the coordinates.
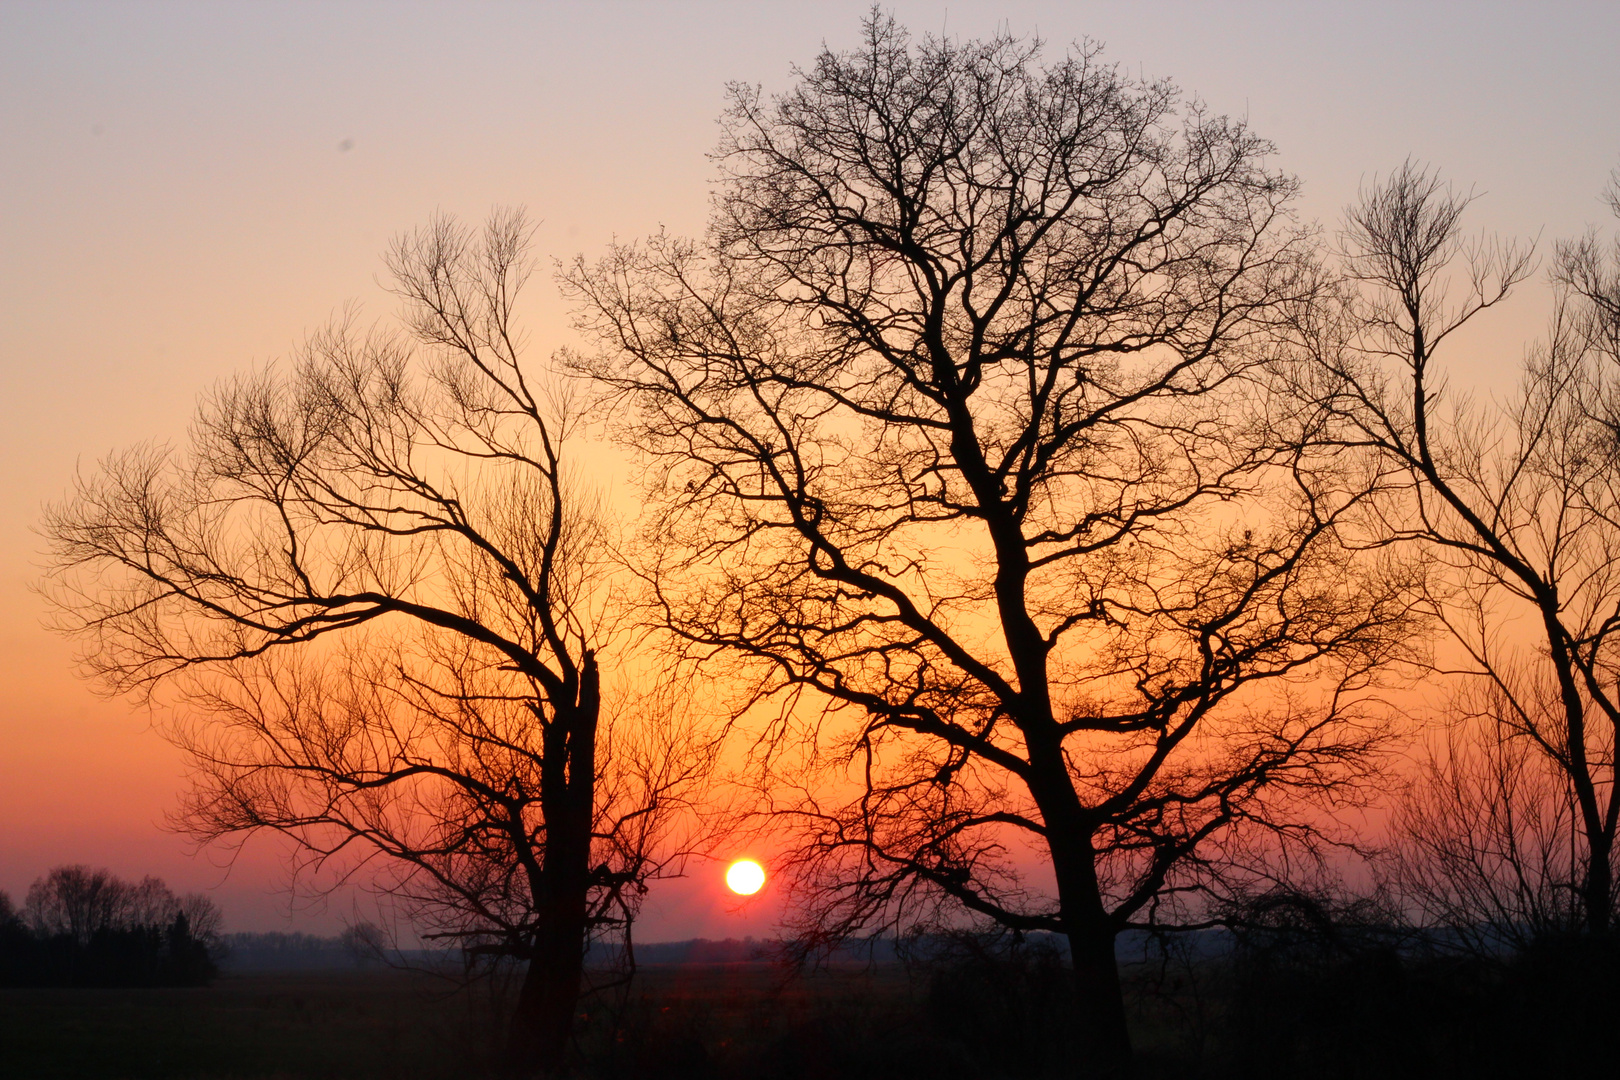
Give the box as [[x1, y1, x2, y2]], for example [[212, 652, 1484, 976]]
[[3, 0, 1618, 938]]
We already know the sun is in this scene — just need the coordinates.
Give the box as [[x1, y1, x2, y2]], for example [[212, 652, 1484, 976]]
[[724, 858, 766, 896]]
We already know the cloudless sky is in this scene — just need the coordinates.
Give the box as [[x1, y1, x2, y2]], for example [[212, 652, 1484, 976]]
[[2, 0, 1617, 938]]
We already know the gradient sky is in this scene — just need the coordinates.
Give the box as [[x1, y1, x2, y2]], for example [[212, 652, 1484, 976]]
[[2, 0, 1617, 939]]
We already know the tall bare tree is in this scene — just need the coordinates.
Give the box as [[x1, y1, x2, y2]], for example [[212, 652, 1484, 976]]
[[44, 211, 712, 1075], [1322, 162, 1620, 940], [565, 16, 1415, 1075]]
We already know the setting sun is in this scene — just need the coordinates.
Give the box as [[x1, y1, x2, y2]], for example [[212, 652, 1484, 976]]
[[724, 859, 766, 896]]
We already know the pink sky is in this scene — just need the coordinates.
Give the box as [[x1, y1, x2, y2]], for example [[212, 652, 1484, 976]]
[[2, 0, 1617, 938]]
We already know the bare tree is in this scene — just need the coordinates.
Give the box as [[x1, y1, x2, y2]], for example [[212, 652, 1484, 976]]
[[44, 211, 714, 1076], [1390, 682, 1586, 955], [21, 865, 222, 954], [565, 16, 1416, 1075], [25, 866, 137, 945], [1322, 163, 1620, 941]]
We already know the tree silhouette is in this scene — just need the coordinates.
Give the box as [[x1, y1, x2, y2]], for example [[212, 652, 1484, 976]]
[[1, 866, 221, 986], [1391, 681, 1590, 952], [1320, 163, 1620, 940], [44, 212, 715, 1075], [565, 15, 1416, 1074]]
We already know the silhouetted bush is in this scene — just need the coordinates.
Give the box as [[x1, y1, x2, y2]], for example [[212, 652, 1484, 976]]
[[1205, 888, 1411, 1076], [1436, 934, 1620, 1079], [920, 932, 1077, 1079], [1161, 887, 1618, 1079]]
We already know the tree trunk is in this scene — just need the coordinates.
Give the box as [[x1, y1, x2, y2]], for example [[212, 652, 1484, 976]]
[[508, 655, 601, 1077], [1033, 763, 1135, 1079], [508, 899, 588, 1076], [1065, 919, 1132, 1080], [1584, 833, 1614, 937], [1543, 614, 1614, 938], [1053, 866, 1134, 1080]]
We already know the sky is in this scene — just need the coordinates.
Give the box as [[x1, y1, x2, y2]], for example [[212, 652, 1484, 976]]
[[2, 0, 1618, 940]]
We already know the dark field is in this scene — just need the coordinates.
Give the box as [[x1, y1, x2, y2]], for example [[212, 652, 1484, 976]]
[[0, 969, 492, 1080], [3, 946, 1615, 1079], [0, 961, 1074, 1080], [0, 965, 937, 1080]]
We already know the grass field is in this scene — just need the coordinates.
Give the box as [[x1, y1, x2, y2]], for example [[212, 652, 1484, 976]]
[[0, 961, 1073, 1080], [0, 969, 495, 1080], [0, 964, 962, 1080], [7, 949, 1608, 1079]]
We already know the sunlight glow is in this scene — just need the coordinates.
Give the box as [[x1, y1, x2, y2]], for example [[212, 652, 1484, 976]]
[[725, 858, 766, 896]]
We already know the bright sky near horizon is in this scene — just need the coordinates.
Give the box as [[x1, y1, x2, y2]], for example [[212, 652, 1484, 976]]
[[2, 0, 1617, 939]]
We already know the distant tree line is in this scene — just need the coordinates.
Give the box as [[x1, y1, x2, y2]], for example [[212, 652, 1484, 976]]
[[218, 926, 442, 971], [0, 866, 221, 987]]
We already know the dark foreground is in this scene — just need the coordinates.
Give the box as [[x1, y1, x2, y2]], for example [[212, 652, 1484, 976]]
[[0, 969, 483, 1080], [2, 944, 1615, 1079]]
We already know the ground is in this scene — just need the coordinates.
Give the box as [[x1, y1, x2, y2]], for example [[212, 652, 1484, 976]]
[[0, 969, 513, 1079], [3, 949, 1609, 1079]]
